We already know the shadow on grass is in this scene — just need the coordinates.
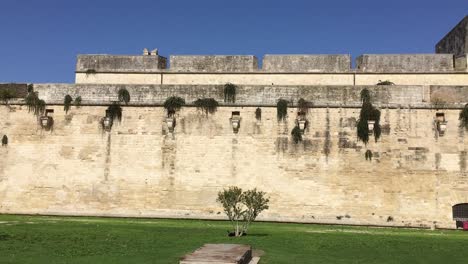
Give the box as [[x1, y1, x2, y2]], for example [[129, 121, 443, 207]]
[[0, 233, 11, 241]]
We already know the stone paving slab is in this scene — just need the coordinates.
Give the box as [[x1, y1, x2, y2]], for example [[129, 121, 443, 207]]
[[180, 244, 253, 264]]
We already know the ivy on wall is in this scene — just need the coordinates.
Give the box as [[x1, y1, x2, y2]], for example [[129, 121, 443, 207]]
[[164, 96, 186, 116], [377, 80, 395, 85], [118, 88, 131, 105], [357, 88, 381, 144], [106, 102, 122, 123], [194, 98, 219, 116], [255, 108, 262, 121], [74, 96, 82, 108], [224, 83, 236, 103], [460, 103, 468, 130], [64, 95, 73, 113], [277, 99, 288, 121], [297, 98, 312, 114], [291, 126, 302, 144]]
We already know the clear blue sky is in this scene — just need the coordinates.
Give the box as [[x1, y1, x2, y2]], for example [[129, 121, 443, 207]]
[[0, 0, 466, 83]]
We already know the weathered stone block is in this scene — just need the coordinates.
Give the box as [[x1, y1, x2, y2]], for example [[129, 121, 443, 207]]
[[170, 55, 258, 72], [76, 55, 167, 73], [262, 54, 351, 72], [455, 54, 468, 71], [356, 54, 454, 72]]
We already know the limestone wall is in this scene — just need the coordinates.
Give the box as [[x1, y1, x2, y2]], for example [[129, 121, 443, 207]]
[[0, 105, 467, 228]]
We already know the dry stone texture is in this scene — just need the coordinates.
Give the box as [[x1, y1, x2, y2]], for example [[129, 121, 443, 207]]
[[0, 105, 467, 229]]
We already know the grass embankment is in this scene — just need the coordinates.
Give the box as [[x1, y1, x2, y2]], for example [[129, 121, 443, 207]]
[[0, 215, 467, 263]]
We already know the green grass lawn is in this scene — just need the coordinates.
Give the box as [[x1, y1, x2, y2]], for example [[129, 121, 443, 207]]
[[0, 215, 467, 263]]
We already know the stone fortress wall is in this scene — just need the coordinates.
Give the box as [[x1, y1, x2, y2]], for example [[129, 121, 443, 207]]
[[0, 16, 468, 229]]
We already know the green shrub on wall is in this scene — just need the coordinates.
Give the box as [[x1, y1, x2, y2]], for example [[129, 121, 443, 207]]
[[377, 80, 395, 85], [107, 102, 122, 123], [460, 104, 468, 130], [0, 89, 16, 104], [277, 99, 288, 121], [291, 126, 302, 143], [74, 96, 82, 108], [297, 98, 312, 113], [64, 95, 73, 113], [35, 99, 46, 116], [194, 98, 219, 116], [357, 89, 381, 144], [255, 108, 262, 121], [224, 83, 236, 103], [25, 92, 38, 113], [118, 88, 130, 105], [85, 69, 96, 75], [164, 96, 186, 116]]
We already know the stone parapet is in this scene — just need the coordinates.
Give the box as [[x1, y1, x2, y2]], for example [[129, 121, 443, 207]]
[[76, 54, 167, 73], [170, 55, 258, 72], [356, 54, 454, 73], [262, 54, 351, 72]]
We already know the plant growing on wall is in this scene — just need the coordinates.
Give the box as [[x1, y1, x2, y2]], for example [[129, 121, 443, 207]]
[[35, 99, 46, 116], [118, 88, 131, 105], [360, 88, 371, 103], [224, 83, 236, 103], [460, 103, 468, 130], [357, 89, 381, 144], [64, 95, 73, 113], [1, 135, 7, 146], [106, 102, 123, 123], [297, 98, 312, 113], [85, 69, 96, 75], [255, 108, 262, 121], [0, 89, 16, 104], [25, 91, 38, 113], [277, 99, 288, 121], [163, 96, 186, 116], [27, 84, 34, 93], [217, 186, 269, 237], [74, 96, 82, 108], [377, 80, 395, 85], [291, 126, 302, 143], [194, 98, 219, 116]]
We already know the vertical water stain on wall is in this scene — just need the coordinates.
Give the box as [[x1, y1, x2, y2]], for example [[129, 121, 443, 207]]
[[103, 133, 111, 181], [323, 108, 331, 160], [460, 151, 467, 172]]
